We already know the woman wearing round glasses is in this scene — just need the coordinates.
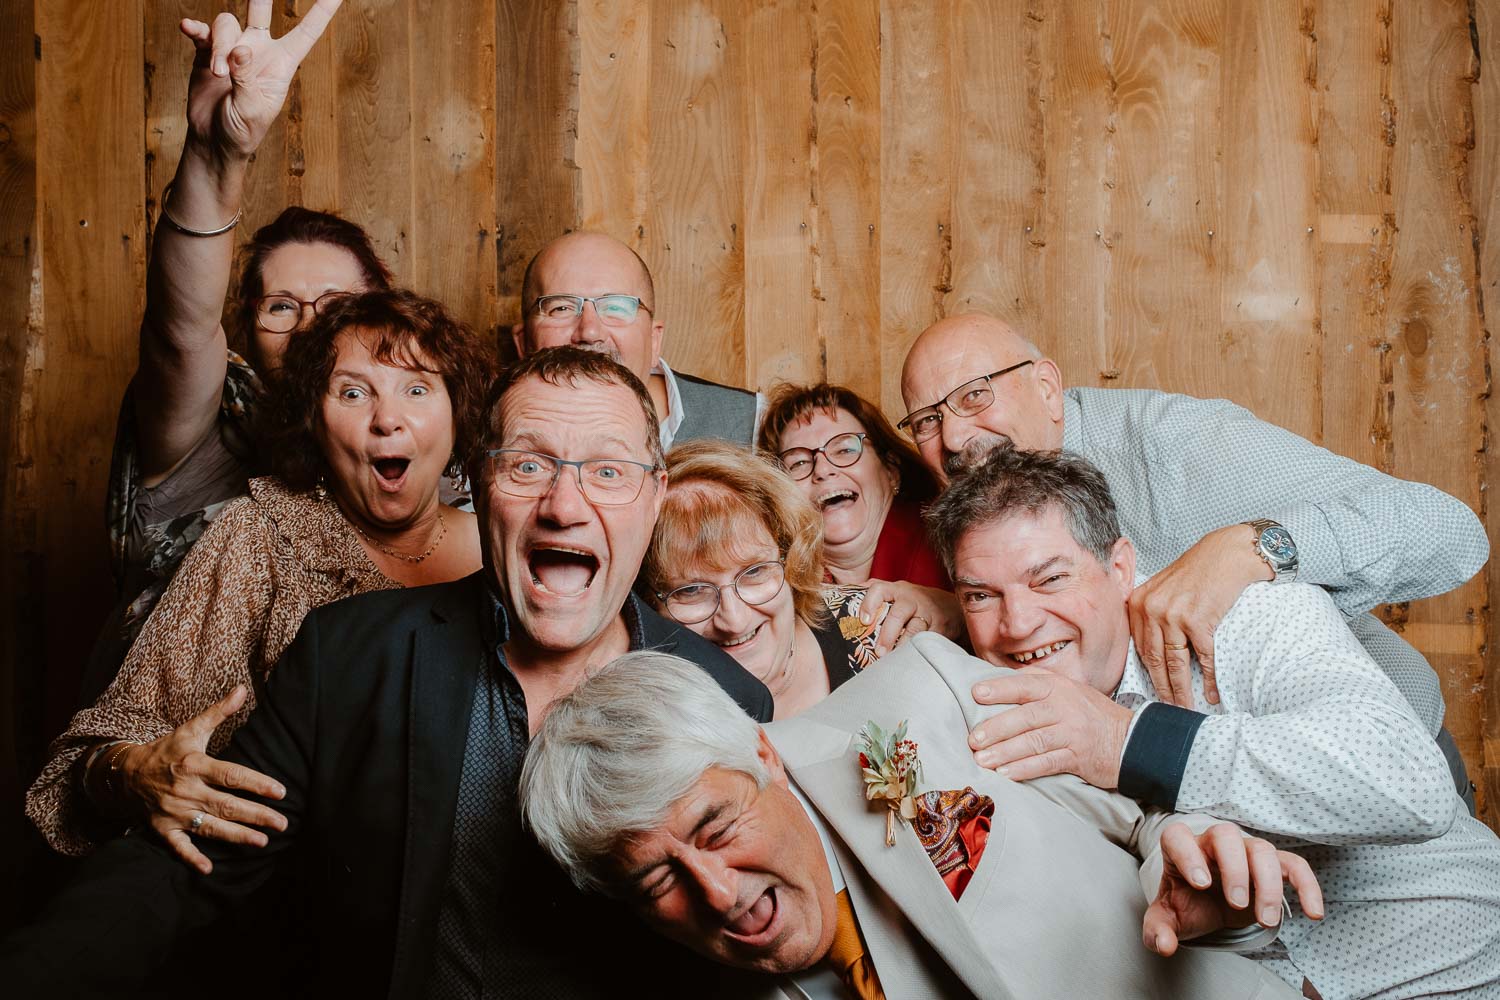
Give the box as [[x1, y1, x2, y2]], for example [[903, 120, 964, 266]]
[[758, 382, 960, 648], [642, 440, 891, 719]]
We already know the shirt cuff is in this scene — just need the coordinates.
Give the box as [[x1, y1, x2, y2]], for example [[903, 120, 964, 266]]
[[1118, 703, 1207, 810]]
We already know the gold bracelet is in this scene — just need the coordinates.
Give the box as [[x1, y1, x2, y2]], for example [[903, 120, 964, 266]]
[[103, 741, 137, 800]]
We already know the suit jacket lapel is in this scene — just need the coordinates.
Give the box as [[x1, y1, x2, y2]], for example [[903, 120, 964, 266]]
[[388, 578, 484, 999], [784, 733, 1014, 1000]]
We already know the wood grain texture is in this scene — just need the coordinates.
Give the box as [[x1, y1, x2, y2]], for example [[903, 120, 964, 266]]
[[0, 0, 37, 900], [1475, 0, 1500, 828], [409, 0, 498, 335], [578, 0, 651, 240], [812, 0, 881, 402], [332, 0, 413, 284], [878, 0, 953, 418], [33, 0, 147, 765], [1033, 0, 1114, 389], [647, 0, 744, 386], [1383, 0, 1489, 817], [496, 0, 580, 322], [1216, 0, 1319, 432], [741, 0, 818, 390]]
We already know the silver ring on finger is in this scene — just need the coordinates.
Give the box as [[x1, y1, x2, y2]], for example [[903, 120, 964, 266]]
[[909, 617, 930, 632], [190, 811, 206, 831]]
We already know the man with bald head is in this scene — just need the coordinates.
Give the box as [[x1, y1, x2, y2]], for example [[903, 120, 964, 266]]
[[899, 312, 1487, 811], [513, 231, 761, 449]]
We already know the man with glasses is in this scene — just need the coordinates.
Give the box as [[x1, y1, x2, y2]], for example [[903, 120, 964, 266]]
[[2, 347, 771, 997], [512, 231, 762, 450], [899, 312, 1487, 810]]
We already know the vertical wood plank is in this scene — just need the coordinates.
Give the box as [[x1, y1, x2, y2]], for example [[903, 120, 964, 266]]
[[1216, 0, 1319, 433], [741, 0, 817, 391], [333, 0, 413, 286], [409, 0, 498, 336], [284, 0, 342, 214], [1100, 0, 1225, 397], [33, 0, 147, 764], [577, 0, 651, 242], [1033, 0, 1113, 388], [1474, 0, 1500, 827], [1315, 0, 1394, 470], [0, 0, 37, 898], [945, 0, 1041, 332], [812, 0, 881, 402], [1386, 0, 1488, 816], [647, 0, 745, 386], [496, 0, 580, 323], [878, 0, 953, 418]]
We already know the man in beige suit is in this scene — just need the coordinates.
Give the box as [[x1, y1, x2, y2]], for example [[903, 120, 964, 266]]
[[522, 647, 1315, 999]]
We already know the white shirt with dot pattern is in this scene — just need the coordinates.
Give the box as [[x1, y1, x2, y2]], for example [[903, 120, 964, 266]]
[[1114, 582, 1500, 1000]]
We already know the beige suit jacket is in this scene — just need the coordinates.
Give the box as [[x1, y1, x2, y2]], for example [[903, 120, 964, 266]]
[[748, 633, 1297, 1000]]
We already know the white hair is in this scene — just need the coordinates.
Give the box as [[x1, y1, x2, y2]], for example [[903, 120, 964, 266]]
[[520, 650, 769, 894]]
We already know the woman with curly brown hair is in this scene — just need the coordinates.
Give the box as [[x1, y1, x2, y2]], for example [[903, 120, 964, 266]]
[[643, 440, 892, 719], [27, 289, 491, 872]]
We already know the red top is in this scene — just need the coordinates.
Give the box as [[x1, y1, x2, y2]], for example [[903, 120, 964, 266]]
[[868, 499, 951, 590]]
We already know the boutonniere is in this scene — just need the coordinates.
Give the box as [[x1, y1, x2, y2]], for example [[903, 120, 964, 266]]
[[857, 720, 922, 846]]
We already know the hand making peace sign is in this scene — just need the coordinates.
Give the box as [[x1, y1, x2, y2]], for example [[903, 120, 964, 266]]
[[179, 0, 343, 160]]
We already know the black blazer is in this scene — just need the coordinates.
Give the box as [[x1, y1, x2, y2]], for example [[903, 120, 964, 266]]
[[2, 572, 772, 997]]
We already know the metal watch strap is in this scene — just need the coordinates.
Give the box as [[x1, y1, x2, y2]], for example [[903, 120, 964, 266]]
[[1245, 518, 1297, 583]]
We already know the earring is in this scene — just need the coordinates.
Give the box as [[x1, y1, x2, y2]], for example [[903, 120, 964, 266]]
[[314, 475, 329, 501]]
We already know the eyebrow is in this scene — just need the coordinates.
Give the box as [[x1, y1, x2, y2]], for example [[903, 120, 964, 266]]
[[1024, 555, 1068, 578], [504, 432, 639, 457], [621, 802, 729, 886]]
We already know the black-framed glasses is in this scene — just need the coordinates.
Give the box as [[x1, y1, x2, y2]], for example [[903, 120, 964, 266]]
[[254, 290, 353, 333], [657, 560, 787, 625], [777, 432, 869, 481], [486, 449, 660, 506], [531, 294, 652, 327], [896, 360, 1036, 443]]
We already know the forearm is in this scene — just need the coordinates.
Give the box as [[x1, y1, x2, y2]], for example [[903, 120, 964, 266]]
[[142, 141, 247, 356], [1176, 702, 1455, 844]]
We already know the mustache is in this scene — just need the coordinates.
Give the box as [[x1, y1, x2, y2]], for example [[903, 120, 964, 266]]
[[942, 435, 1014, 477]]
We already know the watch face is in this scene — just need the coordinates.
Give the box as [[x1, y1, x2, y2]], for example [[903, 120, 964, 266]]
[[1260, 526, 1297, 563]]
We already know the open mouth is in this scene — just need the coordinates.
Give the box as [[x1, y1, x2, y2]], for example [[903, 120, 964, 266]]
[[724, 887, 779, 944], [1009, 640, 1071, 665], [371, 457, 411, 490], [815, 489, 858, 512], [528, 546, 600, 597], [715, 623, 765, 652]]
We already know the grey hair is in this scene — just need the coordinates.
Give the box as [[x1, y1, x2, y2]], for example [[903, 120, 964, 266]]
[[520, 650, 769, 895], [925, 446, 1122, 575]]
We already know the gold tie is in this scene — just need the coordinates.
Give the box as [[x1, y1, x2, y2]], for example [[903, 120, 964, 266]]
[[826, 888, 886, 1000]]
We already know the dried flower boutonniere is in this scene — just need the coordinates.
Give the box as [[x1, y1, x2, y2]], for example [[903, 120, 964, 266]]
[[857, 720, 922, 846]]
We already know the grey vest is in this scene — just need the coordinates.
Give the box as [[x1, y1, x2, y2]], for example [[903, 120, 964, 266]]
[[672, 370, 758, 448]]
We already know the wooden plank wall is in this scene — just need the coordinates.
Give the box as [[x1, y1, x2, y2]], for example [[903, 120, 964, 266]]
[[2, 0, 1497, 877]]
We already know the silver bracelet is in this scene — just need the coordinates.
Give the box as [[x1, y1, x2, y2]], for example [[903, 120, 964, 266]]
[[158, 180, 242, 238]]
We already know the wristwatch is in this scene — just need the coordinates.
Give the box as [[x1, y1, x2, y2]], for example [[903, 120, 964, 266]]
[[1244, 519, 1298, 583]]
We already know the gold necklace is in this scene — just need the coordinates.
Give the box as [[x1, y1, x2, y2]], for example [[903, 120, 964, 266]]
[[349, 509, 447, 565]]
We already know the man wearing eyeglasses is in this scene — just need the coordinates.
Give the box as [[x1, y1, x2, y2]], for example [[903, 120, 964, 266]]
[[512, 231, 762, 450], [898, 312, 1487, 810], [2, 346, 771, 997]]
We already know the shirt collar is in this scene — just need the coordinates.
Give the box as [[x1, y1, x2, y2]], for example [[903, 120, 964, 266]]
[[654, 359, 684, 451], [1060, 388, 1081, 452], [1112, 642, 1157, 709], [789, 780, 845, 894]]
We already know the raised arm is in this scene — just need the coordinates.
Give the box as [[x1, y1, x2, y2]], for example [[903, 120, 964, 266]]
[[135, 1, 342, 481], [1104, 391, 1487, 705], [1158, 584, 1456, 844]]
